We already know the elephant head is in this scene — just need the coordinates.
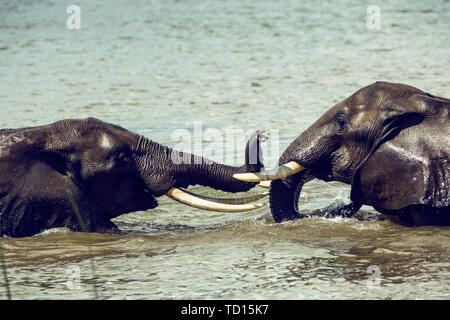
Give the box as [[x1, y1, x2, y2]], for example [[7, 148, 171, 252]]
[[235, 82, 450, 225], [0, 118, 267, 237]]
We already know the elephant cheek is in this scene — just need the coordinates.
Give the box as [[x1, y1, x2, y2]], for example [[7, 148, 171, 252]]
[[144, 174, 177, 197], [134, 192, 158, 211], [330, 149, 354, 183]]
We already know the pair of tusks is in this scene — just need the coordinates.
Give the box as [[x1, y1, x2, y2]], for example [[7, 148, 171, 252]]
[[165, 162, 305, 213], [165, 188, 268, 212]]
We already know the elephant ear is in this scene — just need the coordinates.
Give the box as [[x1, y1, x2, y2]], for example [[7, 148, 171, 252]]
[[1, 123, 77, 177], [351, 93, 450, 210]]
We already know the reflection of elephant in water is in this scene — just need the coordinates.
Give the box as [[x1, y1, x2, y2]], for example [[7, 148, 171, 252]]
[[235, 82, 450, 226], [0, 118, 267, 237]]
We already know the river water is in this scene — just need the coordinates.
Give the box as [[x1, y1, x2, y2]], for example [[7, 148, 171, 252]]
[[0, 0, 449, 299]]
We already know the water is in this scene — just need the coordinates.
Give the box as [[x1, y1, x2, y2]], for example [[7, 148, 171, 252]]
[[0, 0, 449, 299]]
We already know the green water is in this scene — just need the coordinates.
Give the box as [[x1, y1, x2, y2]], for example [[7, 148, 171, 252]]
[[0, 0, 449, 299]]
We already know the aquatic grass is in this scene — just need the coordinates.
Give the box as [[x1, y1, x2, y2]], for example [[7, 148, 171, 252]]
[[67, 191, 100, 300], [0, 236, 11, 300]]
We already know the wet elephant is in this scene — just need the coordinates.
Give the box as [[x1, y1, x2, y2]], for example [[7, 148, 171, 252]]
[[0, 118, 267, 237], [235, 82, 450, 226]]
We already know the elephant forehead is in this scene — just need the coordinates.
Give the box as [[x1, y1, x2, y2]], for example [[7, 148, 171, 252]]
[[352, 111, 368, 125], [2, 133, 26, 145], [99, 133, 113, 149], [0, 133, 26, 156], [415, 100, 428, 113]]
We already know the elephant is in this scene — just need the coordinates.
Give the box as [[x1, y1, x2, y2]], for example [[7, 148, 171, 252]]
[[235, 81, 450, 226], [0, 118, 267, 237]]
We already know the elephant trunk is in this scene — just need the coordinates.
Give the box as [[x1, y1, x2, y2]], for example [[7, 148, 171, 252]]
[[265, 136, 311, 222], [176, 156, 259, 193], [134, 131, 265, 196], [234, 127, 360, 221], [269, 170, 313, 222], [174, 133, 264, 192]]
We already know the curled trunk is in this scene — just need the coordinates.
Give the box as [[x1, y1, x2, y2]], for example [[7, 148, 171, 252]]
[[269, 170, 361, 222], [269, 170, 313, 222], [267, 130, 361, 222]]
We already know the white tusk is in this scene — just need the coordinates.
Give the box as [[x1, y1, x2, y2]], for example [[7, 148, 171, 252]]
[[165, 188, 265, 212], [233, 161, 304, 182], [257, 181, 271, 189], [180, 188, 269, 204]]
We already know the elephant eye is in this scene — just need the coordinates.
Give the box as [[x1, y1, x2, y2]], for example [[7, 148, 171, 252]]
[[334, 113, 348, 131]]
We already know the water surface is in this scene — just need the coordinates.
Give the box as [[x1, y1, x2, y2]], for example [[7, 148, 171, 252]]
[[0, 0, 449, 299]]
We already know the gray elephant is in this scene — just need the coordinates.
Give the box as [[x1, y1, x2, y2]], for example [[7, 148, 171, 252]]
[[235, 82, 450, 226], [0, 118, 267, 237]]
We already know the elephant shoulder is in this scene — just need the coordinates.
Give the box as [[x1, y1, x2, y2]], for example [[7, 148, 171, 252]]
[[0, 154, 103, 237], [351, 123, 450, 210]]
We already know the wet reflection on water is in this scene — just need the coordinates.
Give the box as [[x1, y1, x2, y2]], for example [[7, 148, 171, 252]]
[[1, 213, 449, 299]]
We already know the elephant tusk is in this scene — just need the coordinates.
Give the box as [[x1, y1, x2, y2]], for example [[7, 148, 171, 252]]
[[257, 181, 271, 189], [233, 161, 305, 182], [179, 188, 269, 204], [165, 188, 265, 212]]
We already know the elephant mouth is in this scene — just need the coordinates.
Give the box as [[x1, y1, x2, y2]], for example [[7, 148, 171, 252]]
[[233, 161, 361, 222], [233, 161, 314, 221], [233, 161, 359, 222]]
